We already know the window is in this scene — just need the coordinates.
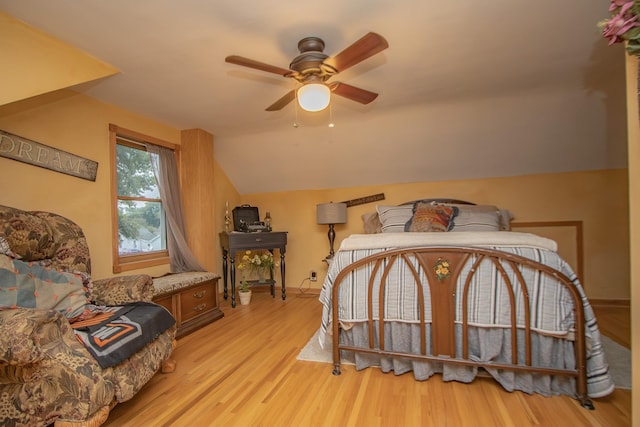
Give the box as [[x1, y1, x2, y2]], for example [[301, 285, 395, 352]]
[[109, 124, 176, 273], [116, 143, 166, 254]]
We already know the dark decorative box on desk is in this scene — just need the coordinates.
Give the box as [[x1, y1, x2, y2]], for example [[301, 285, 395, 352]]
[[232, 204, 272, 232], [219, 231, 287, 308]]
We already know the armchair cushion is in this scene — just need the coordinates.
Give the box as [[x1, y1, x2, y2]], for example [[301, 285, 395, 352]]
[[0, 209, 56, 261], [0, 308, 57, 364], [0, 254, 89, 319], [0, 205, 91, 274], [0, 236, 20, 259], [0, 308, 116, 425]]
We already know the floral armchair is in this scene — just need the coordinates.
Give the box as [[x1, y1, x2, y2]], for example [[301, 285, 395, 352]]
[[0, 205, 177, 427]]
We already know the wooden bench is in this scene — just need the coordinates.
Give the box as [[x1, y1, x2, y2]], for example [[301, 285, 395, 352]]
[[152, 272, 224, 338]]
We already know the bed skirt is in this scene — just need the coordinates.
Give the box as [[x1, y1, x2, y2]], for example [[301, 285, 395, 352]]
[[335, 321, 614, 399]]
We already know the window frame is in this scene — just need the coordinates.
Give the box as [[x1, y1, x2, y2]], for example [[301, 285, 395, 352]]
[[109, 124, 179, 273]]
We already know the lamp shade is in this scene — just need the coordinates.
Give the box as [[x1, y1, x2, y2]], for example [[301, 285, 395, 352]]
[[297, 83, 331, 112], [316, 202, 347, 224]]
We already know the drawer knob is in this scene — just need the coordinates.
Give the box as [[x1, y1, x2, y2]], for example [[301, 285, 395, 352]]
[[255, 237, 262, 242], [193, 290, 206, 298], [193, 303, 207, 312]]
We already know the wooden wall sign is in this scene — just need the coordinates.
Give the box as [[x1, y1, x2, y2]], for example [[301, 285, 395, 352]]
[[341, 193, 385, 207], [0, 130, 98, 181]]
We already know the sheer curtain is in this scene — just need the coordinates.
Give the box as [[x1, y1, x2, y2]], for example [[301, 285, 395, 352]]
[[145, 143, 205, 273]]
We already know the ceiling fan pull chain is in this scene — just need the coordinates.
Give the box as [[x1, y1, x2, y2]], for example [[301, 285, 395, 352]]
[[328, 104, 335, 128], [293, 84, 300, 128]]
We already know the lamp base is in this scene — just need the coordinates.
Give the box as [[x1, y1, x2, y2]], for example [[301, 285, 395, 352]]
[[326, 223, 336, 259]]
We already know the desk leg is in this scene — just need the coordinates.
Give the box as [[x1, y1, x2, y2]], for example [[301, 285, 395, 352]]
[[269, 266, 275, 298], [280, 250, 286, 301], [230, 257, 237, 308], [222, 249, 228, 300]]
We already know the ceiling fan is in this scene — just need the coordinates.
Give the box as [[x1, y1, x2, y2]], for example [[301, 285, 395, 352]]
[[225, 32, 389, 112]]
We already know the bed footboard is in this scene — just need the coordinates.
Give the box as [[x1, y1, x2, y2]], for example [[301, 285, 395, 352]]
[[329, 246, 594, 409]]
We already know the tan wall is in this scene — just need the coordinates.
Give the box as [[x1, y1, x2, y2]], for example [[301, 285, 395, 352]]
[[0, 90, 182, 279], [242, 169, 630, 300]]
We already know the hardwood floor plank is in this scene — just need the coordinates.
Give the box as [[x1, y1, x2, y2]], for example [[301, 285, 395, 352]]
[[104, 291, 631, 426]]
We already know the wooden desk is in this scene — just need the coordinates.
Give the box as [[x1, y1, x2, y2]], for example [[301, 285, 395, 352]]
[[219, 231, 287, 307]]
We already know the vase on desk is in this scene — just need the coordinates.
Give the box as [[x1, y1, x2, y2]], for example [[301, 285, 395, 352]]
[[258, 268, 267, 283]]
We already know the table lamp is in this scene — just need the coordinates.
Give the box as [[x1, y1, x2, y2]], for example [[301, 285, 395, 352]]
[[316, 202, 348, 259]]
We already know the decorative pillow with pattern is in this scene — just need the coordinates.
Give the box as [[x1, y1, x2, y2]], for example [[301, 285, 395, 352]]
[[0, 254, 89, 319], [405, 202, 457, 232], [376, 205, 414, 233]]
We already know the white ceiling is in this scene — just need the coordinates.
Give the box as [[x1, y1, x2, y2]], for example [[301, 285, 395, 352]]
[[0, 0, 628, 194]]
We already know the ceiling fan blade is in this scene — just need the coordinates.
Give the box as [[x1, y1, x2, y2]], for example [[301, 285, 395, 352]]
[[265, 90, 296, 111], [329, 82, 378, 104], [225, 55, 293, 77], [325, 32, 389, 73]]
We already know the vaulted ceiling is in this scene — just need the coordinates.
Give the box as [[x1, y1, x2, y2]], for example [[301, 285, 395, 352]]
[[0, 1, 628, 194]]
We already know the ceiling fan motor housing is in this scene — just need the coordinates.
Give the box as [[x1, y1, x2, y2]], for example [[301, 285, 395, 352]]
[[289, 37, 335, 81]]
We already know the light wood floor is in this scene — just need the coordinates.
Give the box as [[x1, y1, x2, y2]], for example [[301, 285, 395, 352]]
[[104, 290, 631, 427]]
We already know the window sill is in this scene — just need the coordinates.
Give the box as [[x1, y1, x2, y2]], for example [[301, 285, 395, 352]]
[[113, 254, 169, 274]]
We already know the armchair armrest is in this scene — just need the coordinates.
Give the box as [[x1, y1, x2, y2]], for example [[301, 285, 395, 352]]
[[0, 308, 68, 364], [91, 274, 154, 305]]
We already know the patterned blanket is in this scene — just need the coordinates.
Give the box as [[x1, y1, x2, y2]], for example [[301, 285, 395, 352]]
[[72, 302, 175, 369]]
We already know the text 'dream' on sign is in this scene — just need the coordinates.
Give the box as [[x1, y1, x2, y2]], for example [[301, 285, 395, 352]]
[[0, 130, 98, 181]]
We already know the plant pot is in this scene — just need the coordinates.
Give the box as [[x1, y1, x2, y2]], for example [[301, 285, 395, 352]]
[[239, 290, 252, 305]]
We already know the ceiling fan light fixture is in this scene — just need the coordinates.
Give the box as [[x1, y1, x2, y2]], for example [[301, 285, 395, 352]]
[[297, 83, 331, 112]]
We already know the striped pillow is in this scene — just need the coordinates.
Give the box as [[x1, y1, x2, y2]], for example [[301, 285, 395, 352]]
[[448, 204, 502, 231], [376, 205, 414, 233]]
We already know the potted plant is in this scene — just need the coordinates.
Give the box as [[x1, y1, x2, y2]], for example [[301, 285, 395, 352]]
[[238, 250, 278, 283], [238, 279, 252, 305], [236, 250, 280, 305]]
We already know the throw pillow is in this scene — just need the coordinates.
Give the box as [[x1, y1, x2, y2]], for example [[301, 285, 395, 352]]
[[446, 204, 502, 232], [361, 212, 382, 234], [498, 209, 513, 230], [376, 205, 414, 233], [406, 203, 457, 232], [0, 254, 89, 319]]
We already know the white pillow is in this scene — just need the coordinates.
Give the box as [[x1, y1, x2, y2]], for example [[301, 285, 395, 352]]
[[376, 205, 413, 233]]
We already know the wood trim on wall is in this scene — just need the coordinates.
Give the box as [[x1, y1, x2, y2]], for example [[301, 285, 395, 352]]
[[179, 128, 216, 272], [108, 123, 178, 151], [589, 299, 630, 308]]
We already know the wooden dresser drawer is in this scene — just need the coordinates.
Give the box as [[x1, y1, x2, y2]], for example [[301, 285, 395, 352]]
[[180, 282, 216, 322], [152, 274, 224, 338], [154, 294, 173, 314]]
